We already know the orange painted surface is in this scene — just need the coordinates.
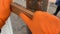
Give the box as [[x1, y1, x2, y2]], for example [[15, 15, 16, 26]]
[[0, 0, 12, 29], [20, 11, 60, 34], [0, 0, 60, 33]]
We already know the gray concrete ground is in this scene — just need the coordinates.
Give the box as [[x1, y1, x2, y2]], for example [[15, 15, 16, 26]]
[[47, 2, 60, 18], [10, 0, 31, 34], [10, 0, 60, 34]]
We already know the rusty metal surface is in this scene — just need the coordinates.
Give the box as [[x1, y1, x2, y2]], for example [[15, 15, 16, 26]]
[[26, 0, 48, 11], [10, 1, 60, 34], [11, 2, 33, 19], [10, 0, 32, 34]]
